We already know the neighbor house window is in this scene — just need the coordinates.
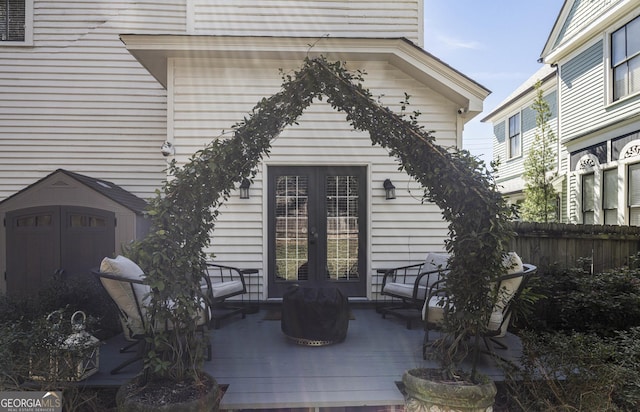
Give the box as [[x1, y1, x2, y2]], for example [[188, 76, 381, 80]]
[[1, 0, 32, 45], [612, 15, 640, 101], [628, 163, 640, 226], [582, 172, 595, 224], [603, 168, 618, 225], [508, 113, 521, 158]]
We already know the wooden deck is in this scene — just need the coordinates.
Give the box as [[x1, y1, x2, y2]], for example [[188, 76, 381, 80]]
[[86, 305, 522, 411]]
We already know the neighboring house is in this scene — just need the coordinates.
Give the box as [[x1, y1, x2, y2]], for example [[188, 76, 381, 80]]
[[0, 1, 489, 300], [482, 64, 559, 215], [487, 0, 640, 226]]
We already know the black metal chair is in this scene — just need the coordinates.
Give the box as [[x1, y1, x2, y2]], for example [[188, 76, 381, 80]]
[[421, 253, 537, 360], [202, 263, 256, 329], [92, 255, 212, 374], [377, 253, 450, 329]]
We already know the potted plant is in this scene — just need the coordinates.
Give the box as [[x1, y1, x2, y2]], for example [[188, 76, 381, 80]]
[[399, 153, 515, 411]]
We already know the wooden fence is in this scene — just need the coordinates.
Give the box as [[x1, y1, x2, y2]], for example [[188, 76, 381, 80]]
[[509, 222, 640, 273]]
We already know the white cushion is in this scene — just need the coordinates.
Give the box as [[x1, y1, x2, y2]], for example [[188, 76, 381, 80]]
[[421, 252, 525, 337], [382, 282, 427, 301], [421, 253, 449, 274], [100, 255, 150, 335], [422, 295, 447, 324], [492, 252, 524, 336], [209, 280, 244, 300], [163, 299, 210, 328], [419, 253, 449, 290]]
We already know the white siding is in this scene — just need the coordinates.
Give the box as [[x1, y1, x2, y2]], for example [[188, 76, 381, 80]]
[[559, 41, 604, 141], [554, 0, 625, 49], [170, 58, 457, 298], [188, 0, 422, 45], [0, 1, 187, 200]]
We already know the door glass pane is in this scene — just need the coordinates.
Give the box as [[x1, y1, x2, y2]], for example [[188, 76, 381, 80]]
[[326, 175, 359, 281], [274, 176, 308, 281]]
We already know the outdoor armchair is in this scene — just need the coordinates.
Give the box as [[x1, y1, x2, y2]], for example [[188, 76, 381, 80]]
[[92, 255, 211, 374], [202, 263, 256, 329], [377, 253, 450, 329], [421, 252, 537, 359]]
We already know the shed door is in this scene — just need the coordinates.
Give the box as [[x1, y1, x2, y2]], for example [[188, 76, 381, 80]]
[[267, 166, 367, 298], [6, 206, 115, 297]]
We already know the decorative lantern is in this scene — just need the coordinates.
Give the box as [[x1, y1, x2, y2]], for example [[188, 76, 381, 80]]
[[29, 310, 100, 381], [60, 311, 101, 381]]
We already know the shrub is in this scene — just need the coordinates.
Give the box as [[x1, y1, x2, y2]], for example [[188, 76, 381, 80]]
[[523, 259, 640, 336], [0, 271, 120, 340], [506, 329, 640, 411]]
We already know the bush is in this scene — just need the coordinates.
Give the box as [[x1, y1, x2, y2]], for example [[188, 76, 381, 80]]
[[506, 329, 640, 411], [523, 259, 640, 336], [0, 271, 121, 340]]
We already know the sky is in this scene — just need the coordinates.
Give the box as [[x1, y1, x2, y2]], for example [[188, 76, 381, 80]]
[[423, 0, 565, 164]]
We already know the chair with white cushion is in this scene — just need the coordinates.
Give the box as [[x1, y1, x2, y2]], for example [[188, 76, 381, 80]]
[[93, 255, 211, 374], [421, 252, 537, 359], [202, 263, 255, 329], [377, 253, 450, 329]]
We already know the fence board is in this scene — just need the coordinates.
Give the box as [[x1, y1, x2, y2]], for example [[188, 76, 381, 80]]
[[509, 222, 640, 273]]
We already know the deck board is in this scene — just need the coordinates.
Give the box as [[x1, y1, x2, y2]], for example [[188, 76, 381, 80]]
[[86, 306, 522, 410]]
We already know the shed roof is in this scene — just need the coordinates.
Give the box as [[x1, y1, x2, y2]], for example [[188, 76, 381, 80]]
[[0, 169, 148, 214]]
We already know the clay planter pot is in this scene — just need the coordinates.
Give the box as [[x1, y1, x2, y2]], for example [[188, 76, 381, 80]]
[[116, 373, 220, 412], [402, 368, 497, 412]]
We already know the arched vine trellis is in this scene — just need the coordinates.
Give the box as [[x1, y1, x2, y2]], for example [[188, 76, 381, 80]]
[[127, 56, 514, 383]]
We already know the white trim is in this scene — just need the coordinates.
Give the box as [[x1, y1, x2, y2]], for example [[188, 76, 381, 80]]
[[120, 35, 489, 116], [166, 58, 176, 161], [543, 0, 638, 64], [186, 0, 195, 34]]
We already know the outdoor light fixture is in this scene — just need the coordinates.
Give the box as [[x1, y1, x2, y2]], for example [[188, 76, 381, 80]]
[[383, 178, 396, 200], [160, 141, 175, 157], [239, 178, 251, 199]]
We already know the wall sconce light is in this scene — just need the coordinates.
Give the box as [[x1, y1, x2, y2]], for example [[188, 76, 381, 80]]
[[239, 178, 251, 199], [383, 179, 396, 200]]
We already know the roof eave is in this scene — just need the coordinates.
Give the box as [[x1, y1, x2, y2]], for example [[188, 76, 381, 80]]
[[120, 35, 490, 121]]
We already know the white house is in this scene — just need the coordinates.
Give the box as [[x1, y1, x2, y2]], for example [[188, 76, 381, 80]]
[[487, 0, 640, 226], [0, 1, 489, 300], [482, 64, 559, 214]]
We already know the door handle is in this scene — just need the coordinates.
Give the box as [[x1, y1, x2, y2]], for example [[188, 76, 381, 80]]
[[309, 227, 318, 244]]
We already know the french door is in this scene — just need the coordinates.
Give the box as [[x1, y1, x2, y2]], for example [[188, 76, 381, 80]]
[[267, 166, 367, 298]]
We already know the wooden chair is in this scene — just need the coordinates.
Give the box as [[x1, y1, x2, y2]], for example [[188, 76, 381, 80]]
[[377, 253, 450, 329]]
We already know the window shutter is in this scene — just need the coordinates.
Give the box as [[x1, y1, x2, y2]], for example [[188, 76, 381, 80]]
[[603, 169, 618, 209], [628, 163, 640, 207]]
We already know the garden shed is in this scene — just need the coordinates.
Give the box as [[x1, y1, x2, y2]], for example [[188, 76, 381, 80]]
[[0, 169, 149, 297]]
